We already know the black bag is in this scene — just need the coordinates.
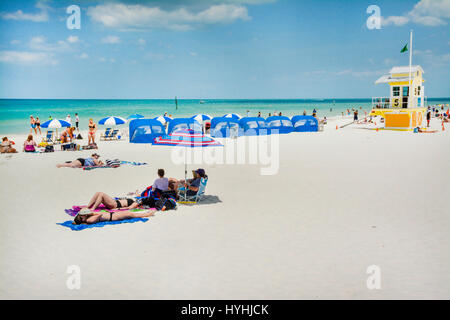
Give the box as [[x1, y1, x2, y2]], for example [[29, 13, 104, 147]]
[[77, 134, 83, 140], [155, 197, 176, 211], [44, 145, 54, 153]]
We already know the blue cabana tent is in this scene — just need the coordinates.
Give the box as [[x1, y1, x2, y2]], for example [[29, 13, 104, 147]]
[[129, 119, 165, 143], [291, 115, 319, 132], [265, 116, 294, 134], [239, 117, 271, 136], [210, 117, 243, 138], [167, 118, 202, 134]]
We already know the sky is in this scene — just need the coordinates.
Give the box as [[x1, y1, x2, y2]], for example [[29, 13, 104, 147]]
[[0, 0, 449, 99]]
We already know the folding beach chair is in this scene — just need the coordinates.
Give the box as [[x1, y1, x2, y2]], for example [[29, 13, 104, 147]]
[[109, 129, 119, 140], [179, 178, 208, 203], [100, 128, 112, 140], [44, 130, 54, 143]]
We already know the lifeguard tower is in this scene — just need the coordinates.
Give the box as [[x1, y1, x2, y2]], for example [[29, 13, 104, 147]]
[[370, 65, 427, 130]]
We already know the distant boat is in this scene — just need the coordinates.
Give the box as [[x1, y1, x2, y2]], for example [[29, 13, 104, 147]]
[[199, 100, 205, 104]]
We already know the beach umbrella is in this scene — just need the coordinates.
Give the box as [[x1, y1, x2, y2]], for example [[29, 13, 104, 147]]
[[127, 114, 144, 120], [152, 129, 222, 181], [98, 116, 127, 126], [154, 116, 173, 125], [191, 114, 212, 123], [223, 113, 242, 120], [40, 119, 71, 128]]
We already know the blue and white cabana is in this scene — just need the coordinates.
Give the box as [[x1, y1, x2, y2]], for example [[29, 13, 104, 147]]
[[223, 113, 242, 120], [167, 118, 202, 134], [239, 117, 270, 136], [210, 117, 243, 138], [191, 114, 212, 124], [291, 115, 319, 132], [265, 116, 294, 134], [154, 116, 173, 125], [129, 118, 165, 143]]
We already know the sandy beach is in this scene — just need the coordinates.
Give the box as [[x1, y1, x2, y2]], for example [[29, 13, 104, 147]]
[[1, 115, 449, 299]]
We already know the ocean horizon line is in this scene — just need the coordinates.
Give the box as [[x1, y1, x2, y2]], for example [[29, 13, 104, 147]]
[[1, 97, 449, 101]]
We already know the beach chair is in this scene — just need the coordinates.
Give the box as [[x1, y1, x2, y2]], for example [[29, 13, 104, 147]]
[[100, 128, 112, 140], [110, 129, 119, 140], [44, 130, 54, 143], [180, 178, 208, 203]]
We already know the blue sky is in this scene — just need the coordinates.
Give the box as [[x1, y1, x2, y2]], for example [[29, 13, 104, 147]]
[[0, 0, 449, 99]]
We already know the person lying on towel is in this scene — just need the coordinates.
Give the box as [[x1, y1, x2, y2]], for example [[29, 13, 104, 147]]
[[56, 153, 103, 168], [73, 209, 156, 225]]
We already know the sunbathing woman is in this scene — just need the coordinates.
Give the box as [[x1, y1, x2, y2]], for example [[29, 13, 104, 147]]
[[56, 153, 103, 168], [86, 192, 141, 210], [73, 209, 156, 225]]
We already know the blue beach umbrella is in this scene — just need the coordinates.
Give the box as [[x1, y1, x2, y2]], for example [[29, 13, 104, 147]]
[[98, 116, 127, 126], [223, 113, 242, 120], [154, 116, 173, 125], [40, 119, 71, 128], [127, 114, 144, 120], [191, 114, 212, 123]]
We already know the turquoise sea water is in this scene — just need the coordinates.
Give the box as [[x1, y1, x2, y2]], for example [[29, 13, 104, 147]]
[[1, 98, 449, 134]]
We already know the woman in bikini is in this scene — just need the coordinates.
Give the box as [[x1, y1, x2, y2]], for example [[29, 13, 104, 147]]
[[86, 192, 142, 211], [73, 209, 156, 225], [35, 116, 41, 135], [88, 119, 97, 145]]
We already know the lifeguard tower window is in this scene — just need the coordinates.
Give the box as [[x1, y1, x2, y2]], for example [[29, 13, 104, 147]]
[[393, 86, 400, 96]]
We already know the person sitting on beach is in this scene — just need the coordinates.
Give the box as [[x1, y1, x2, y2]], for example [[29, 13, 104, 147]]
[[60, 127, 75, 144], [170, 168, 207, 197], [1, 137, 17, 153], [153, 169, 169, 193], [56, 153, 103, 168], [73, 208, 156, 225], [23, 134, 37, 152]]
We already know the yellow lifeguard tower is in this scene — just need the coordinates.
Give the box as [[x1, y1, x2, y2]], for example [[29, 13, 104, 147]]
[[370, 65, 427, 130]]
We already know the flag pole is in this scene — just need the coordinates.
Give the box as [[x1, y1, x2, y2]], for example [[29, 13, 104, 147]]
[[408, 29, 413, 108]]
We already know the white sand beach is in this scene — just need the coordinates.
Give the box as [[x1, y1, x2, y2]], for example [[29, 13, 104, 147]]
[[0, 116, 449, 299]]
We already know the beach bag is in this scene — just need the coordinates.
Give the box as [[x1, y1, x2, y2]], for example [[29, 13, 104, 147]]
[[155, 197, 176, 211], [24, 144, 35, 152], [106, 159, 121, 168], [77, 133, 83, 140], [44, 145, 54, 153], [62, 143, 76, 151]]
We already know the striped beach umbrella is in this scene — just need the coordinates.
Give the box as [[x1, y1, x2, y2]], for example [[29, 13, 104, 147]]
[[98, 116, 127, 125], [223, 113, 242, 120], [40, 119, 71, 128], [127, 114, 144, 120], [191, 114, 212, 123], [154, 116, 173, 125]]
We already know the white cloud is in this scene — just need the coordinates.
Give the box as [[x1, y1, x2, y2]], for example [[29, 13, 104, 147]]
[[29, 36, 70, 52], [0, 50, 57, 65], [381, 16, 409, 27], [0, 1, 49, 22], [67, 36, 79, 43], [101, 35, 121, 44], [88, 3, 250, 31], [382, 0, 450, 27]]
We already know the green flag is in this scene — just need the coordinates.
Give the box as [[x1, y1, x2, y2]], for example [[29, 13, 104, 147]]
[[400, 44, 408, 53]]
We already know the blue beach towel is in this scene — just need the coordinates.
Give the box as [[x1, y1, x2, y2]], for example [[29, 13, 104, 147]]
[[57, 218, 149, 231]]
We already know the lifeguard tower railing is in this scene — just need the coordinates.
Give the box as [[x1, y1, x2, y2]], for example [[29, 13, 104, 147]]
[[372, 96, 427, 109]]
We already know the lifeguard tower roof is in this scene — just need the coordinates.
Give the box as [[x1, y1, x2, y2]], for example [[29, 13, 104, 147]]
[[375, 65, 424, 84]]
